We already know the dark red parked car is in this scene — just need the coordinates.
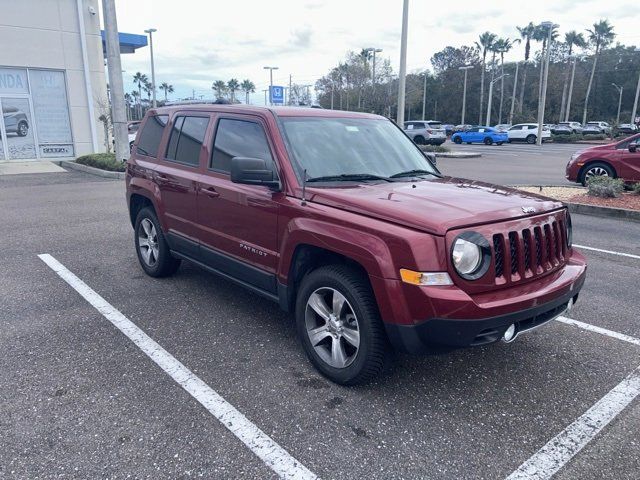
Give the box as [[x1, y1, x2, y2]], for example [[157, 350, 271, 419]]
[[126, 105, 586, 385], [566, 133, 640, 185]]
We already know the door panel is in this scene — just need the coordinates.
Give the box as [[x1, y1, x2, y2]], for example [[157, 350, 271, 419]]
[[196, 115, 279, 290], [620, 144, 640, 181]]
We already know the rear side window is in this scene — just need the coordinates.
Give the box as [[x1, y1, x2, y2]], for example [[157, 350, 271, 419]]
[[165, 115, 209, 167], [137, 115, 168, 157], [210, 118, 273, 173]]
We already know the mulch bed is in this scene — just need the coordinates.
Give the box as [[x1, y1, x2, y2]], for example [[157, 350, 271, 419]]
[[568, 193, 640, 211]]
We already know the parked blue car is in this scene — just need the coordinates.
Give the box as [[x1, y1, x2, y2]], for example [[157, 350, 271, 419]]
[[451, 126, 508, 145]]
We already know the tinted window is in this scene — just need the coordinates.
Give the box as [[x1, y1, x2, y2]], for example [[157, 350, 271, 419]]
[[211, 118, 273, 173], [509, 125, 521, 131], [165, 116, 208, 166], [468, 127, 479, 132], [137, 115, 168, 157]]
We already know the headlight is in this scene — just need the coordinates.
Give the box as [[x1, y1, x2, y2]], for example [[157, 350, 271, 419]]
[[566, 211, 573, 248], [451, 232, 491, 280], [452, 239, 482, 275]]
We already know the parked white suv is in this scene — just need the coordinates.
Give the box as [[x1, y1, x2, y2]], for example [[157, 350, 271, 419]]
[[507, 123, 551, 144], [403, 121, 447, 146], [583, 121, 611, 135]]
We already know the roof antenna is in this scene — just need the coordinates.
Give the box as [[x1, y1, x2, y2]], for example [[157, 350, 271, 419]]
[[301, 169, 307, 206]]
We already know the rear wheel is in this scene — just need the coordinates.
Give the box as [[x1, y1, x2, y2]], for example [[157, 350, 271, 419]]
[[581, 162, 614, 187], [483, 137, 493, 145], [526, 134, 536, 144], [453, 136, 462, 144], [17, 121, 28, 137], [414, 135, 426, 145], [296, 265, 387, 385], [134, 207, 181, 277]]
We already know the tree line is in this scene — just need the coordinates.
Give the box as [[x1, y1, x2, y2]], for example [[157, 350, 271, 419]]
[[314, 19, 639, 126]]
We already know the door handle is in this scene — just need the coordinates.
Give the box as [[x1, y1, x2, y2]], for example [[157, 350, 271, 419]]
[[155, 173, 170, 185], [199, 185, 220, 198]]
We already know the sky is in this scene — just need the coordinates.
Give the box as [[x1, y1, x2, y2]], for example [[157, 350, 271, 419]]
[[107, 0, 640, 105]]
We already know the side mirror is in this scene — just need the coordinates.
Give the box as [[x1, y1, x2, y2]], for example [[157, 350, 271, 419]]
[[230, 157, 280, 190], [629, 143, 637, 153]]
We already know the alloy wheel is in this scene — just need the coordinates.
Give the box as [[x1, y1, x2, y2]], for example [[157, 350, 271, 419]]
[[585, 167, 609, 180], [305, 287, 360, 369], [138, 218, 159, 267]]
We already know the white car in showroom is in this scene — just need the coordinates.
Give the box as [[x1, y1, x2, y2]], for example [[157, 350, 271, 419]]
[[507, 123, 551, 144]]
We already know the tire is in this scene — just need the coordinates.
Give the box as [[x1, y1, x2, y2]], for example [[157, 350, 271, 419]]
[[497, 142, 504, 146], [295, 265, 387, 386], [17, 121, 28, 137], [466, 142, 472, 145], [526, 134, 536, 144], [580, 162, 614, 187], [414, 135, 426, 145], [134, 207, 181, 277], [483, 137, 493, 145], [453, 136, 462, 144]]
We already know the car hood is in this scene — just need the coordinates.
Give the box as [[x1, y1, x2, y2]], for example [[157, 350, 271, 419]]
[[307, 177, 562, 235]]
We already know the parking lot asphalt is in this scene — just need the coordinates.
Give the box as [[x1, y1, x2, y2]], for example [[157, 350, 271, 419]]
[[1, 170, 639, 479], [436, 141, 588, 186]]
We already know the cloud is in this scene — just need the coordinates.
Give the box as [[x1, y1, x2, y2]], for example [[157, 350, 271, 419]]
[[291, 27, 313, 48]]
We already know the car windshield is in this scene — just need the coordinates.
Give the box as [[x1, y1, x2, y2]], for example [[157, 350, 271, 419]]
[[279, 117, 438, 182]]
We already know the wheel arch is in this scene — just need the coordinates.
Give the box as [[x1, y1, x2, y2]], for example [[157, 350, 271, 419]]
[[578, 159, 617, 183], [129, 192, 156, 228]]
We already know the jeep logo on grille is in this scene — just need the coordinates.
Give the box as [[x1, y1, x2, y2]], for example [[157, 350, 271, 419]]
[[522, 206, 536, 214]]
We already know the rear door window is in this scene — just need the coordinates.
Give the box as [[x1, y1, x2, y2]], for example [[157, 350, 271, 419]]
[[136, 115, 168, 158], [165, 115, 209, 167], [210, 118, 273, 173]]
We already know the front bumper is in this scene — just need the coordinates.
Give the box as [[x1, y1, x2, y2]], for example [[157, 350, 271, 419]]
[[382, 254, 587, 354]]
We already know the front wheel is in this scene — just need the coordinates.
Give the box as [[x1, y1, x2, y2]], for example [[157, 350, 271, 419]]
[[526, 134, 536, 144], [581, 162, 614, 187], [134, 207, 181, 277], [453, 136, 462, 144], [484, 137, 493, 145], [296, 265, 387, 385]]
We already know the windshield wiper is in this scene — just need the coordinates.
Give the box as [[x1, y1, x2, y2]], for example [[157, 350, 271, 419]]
[[389, 169, 440, 179], [306, 173, 394, 183]]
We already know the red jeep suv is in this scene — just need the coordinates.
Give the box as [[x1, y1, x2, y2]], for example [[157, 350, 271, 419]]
[[126, 105, 586, 385], [566, 133, 640, 185]]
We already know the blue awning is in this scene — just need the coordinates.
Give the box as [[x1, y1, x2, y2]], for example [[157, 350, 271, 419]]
[[101, 31, 148, 56]]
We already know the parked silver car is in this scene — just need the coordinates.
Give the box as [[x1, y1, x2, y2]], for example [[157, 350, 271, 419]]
[[403, 120, 447, 146], [583, 121, 611, 135], [553, 121, 583, 135]]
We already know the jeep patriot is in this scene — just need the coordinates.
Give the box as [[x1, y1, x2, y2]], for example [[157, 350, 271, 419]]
[[126, 105, 587, 385]]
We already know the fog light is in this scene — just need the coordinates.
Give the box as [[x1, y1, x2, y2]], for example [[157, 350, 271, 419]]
[[503, 323, 517, 343]]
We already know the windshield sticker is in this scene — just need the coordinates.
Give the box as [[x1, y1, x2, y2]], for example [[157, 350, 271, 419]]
[[345, 126, 359, 132]]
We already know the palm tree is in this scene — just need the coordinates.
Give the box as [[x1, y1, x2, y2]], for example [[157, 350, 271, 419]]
[[583, 20, 616, 124], [240, 79, 256, 104], [559, 31, 586, 121], [132, 72, 148, 118], [212, 80, 227, 100], [493, 37, 517, 124], [124, 92, 132, 120], [533, 23, 559, 117], [516, 22, 536, 114], [158, 82, 174, 103], [227, 78, 240, 103], [130, 90, 141, 120], [475, 32, 497, 124]]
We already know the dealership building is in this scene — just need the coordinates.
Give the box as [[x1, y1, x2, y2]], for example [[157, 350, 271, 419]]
[[0, 0, 145, 162]]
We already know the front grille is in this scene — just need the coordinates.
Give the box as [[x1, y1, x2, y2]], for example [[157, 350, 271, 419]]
[[492, 217, 566, 283]]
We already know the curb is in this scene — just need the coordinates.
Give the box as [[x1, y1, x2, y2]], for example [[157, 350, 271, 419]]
[[566, 202, 640, 223], [435, 152, 482, 158], [55, 160, 125, 179]]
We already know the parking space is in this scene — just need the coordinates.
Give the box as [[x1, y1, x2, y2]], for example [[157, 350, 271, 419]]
[[1, 170, 639, 479], [436, 142, 587, 186]]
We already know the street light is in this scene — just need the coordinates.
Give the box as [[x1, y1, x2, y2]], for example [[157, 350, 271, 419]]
[[144, 28, 157, 108], [263, 66, 279, 105], [486, 74, 509, 126], [631, 48, 640, 125], [459, 65, 473, 125], [564, 54, 584, 122], [536, 21, 556, 146], [396, 0, 409, 125], [612, 83, 623, 125]]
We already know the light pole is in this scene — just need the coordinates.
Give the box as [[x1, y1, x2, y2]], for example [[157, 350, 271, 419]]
[[263, 66, 279, 105], [486, 74, 508, 126], [459, 65, 473, 125], [536, 21, 555, 146], [631, 48, 640, 125], [144, 28, 157, 108], [565, 55, 582, 122], [508, 62, 519, 125], [396, 0, 409, 125], [612, 83, 623, 125]]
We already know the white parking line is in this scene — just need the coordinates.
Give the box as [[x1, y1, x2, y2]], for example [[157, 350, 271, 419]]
[[38, 254, 317, 480], [506, 364, 640, 480], [556, 316, 640, 347], [574, 244, 640, 260]]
